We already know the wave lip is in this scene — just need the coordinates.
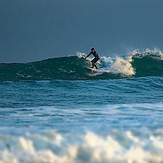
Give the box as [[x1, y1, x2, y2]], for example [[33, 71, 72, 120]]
[[0, 49, 163, 80]]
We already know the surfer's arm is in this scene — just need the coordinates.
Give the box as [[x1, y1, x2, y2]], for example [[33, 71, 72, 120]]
[[85, 52, 92, 59]]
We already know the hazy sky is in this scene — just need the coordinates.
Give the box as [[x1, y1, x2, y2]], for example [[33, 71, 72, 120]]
[[0, 0, 163, 62]]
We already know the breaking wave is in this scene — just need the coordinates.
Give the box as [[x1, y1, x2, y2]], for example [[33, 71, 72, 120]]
[[0, 49, 163, 80], [0, 130, 163, 163]]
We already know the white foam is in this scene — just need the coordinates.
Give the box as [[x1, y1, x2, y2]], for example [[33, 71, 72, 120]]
[[0, 130, 163, 163], [110, 57, 135, 76], [129, 48, 163, 60], [97, 56, 135, 76], [76, 52, 87, 58]]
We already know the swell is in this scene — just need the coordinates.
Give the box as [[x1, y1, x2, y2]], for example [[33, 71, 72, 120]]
[[131, 52, 163, 77], [0, 57, 88, 80], [0, 50, 163, 80]]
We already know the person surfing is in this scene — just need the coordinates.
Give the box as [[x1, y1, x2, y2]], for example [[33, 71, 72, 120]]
[[85, 48, 99, 69]]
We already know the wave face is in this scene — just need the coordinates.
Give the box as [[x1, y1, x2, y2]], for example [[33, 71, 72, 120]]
[[1, 49, 163, 80], [131, 50, 163, 77]]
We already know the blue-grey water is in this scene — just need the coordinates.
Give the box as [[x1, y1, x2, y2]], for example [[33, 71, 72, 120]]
[[0, 51, 163, 162]]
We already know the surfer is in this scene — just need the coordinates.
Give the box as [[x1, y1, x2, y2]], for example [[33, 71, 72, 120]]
[[85, 48, 99, 69]]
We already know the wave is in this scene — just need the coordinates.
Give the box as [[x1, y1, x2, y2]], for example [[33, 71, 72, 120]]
[[0, 49, 163, 80], [0, 103, 163, 162], [0, 130, 163, 163]]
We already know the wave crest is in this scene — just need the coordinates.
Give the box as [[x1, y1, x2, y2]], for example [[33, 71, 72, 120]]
[[0, 49, 163, 80]]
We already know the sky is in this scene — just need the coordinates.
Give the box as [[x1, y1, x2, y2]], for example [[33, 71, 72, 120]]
[[0, 0, 163, 63]]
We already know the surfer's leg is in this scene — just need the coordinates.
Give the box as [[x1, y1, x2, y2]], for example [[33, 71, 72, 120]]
[[94, 64, 98, 69], [91, 58, 95, 68], [93, 58, 99, 69], [92, 62, 95, 68]]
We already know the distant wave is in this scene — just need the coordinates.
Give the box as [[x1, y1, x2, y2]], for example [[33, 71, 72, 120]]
[[0, 49, 163, 80]]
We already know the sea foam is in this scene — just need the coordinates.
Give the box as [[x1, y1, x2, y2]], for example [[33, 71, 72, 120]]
[[0, 129, 163, 163]]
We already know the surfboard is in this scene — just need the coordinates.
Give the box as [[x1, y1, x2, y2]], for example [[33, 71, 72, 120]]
[[85, 66, 99, 71]]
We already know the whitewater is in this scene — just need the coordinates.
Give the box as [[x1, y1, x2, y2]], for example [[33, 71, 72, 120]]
[[0, 49, 163, 163]]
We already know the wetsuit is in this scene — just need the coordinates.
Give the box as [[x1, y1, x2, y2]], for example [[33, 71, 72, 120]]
[[87, 51, 99, 69]]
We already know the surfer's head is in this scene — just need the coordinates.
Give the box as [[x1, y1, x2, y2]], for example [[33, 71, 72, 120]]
[[91, 48, 95, 52]]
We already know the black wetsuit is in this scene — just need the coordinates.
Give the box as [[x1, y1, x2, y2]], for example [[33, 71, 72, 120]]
[[87, 51, 99, 69]]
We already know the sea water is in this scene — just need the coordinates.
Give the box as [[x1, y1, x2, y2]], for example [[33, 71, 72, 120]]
[[0, 50, 163, 163]]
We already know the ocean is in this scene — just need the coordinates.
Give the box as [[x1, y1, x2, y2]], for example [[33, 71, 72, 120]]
[[0, 49, 163, 163]]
